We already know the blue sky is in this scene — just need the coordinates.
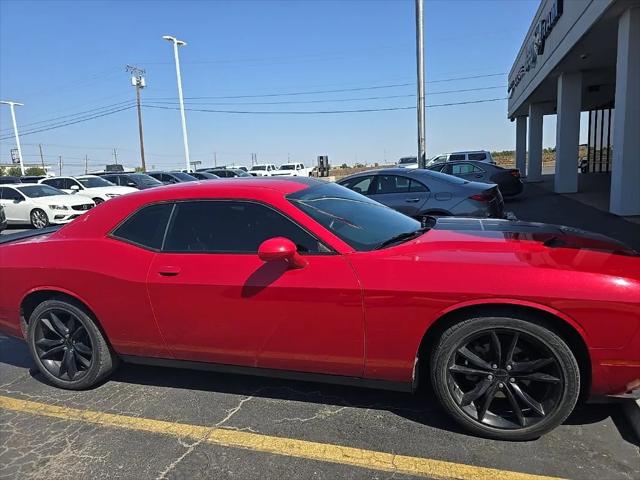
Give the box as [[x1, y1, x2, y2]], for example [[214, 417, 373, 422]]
[[0, 0, 558, 173]]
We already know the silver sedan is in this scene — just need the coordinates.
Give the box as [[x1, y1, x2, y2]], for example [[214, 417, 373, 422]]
[[337, 168, 504, 218]]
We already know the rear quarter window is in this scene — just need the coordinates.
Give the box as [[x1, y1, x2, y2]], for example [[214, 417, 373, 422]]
[[468, 153, 487, 161], [111, 203, 174, 250]]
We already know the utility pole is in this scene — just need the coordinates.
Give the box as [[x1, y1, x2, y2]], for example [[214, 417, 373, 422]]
[[84, 155, 89, 174], [163, 35, 191, 172], [112, 148, 119, 165], [415, 0, 427, 168], [0, 100, 25, 175], [214, 152, 217, 167], [58, 155, 63, 176], [38, 144, 45, 169], [126, 65, 147, 172]]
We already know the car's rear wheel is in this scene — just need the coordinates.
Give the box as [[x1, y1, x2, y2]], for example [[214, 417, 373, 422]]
[[431, 316, 579, 440], [27, 299, 116, 390], [30, 208, 49, 229]]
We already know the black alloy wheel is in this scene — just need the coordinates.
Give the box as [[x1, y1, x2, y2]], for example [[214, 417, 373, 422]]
[[33, 309, 93, 381], [92, 197, 104, 205], [448, 329, 563, 429], [28, 299, 116, 389], [432, 316, 580, 440]]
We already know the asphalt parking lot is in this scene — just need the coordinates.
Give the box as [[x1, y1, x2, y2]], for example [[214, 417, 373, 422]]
[[1, 334, 639, 480], [1, 188, 639, 480]]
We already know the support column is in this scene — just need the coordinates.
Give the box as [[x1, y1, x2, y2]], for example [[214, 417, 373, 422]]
[[527, 104, 544, 182], [555, 72, 582, 193], [515, 116, 527, 174], [611, 7, 640, 216]]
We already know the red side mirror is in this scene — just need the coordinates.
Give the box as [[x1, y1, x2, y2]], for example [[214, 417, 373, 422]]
[[258, 237, 307, 269]]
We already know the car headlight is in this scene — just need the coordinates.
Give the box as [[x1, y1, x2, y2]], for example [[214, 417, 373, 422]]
[[48, 205, 69, 210]]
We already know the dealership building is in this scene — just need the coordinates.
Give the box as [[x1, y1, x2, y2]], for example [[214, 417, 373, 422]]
[[508, 0, 639, 216]]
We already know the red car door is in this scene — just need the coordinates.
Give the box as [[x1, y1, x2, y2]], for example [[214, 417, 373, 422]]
[[146, 200, 364, 376]]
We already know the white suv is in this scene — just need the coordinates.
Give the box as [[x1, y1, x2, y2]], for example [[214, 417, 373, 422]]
[[249, 164, 278, 177], [427, 151, 495, 166], [40, 175, 137, 204]]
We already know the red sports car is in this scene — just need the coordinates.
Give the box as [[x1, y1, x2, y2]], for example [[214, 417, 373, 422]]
[[1, 178, 638, 440]]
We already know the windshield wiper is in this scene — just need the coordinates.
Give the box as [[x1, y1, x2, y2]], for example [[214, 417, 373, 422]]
[[375, 227, 430, 250]]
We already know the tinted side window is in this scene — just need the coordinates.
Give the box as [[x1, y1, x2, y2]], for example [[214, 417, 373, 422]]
[[409, 179, 428, 192], [449, 154, 466, 161], [66, 178, 81, 189], [43, 178, 64, 189], [1, 187, 23, 201], [468, 153, 487, 161], [164, 201, 322, 254], [342, 176, 373, 195], [374, 175, 410, 194], [112, 203, 174, 250], [451, 164, 475, 175]]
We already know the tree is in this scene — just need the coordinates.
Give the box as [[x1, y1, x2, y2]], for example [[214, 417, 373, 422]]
[[7, 166, 22, 176], [0, 165, 5, 176], [340, 163, 348, 169], [25, 166, 46, 176]]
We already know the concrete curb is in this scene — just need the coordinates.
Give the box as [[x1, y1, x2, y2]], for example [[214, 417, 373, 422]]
[[621, 399, 640, 441]]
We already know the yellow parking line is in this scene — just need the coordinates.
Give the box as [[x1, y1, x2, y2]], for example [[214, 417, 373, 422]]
[[0, 395, 563, 480]]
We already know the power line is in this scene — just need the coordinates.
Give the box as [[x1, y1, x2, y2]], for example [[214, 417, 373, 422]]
[[0, 105, 136, 140], [144, 85, 507, 107], [143, 97, 507, 115], [0, 100, 135, 133], [146, 73, 507, 101]]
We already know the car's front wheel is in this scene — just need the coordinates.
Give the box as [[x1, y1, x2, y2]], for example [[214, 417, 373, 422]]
[[27, 298, 116, 390], [431, 315, 580, 440], [30, 208, 49, 229], [92, 197, 104, 205]]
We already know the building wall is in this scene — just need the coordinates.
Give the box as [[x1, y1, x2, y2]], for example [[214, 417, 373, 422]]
[[508, 0, 614, 118]]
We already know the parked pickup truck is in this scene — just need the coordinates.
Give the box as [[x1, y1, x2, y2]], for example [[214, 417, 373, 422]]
[[248, 164, 278, 177], [272, 163, 312, 177]]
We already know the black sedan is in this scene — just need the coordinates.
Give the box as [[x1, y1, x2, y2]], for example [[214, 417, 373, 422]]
[[147, 171, 198, 185], [428, 160, 523, 197], [188, 171, 220, 180], [100, 173, 163, 190]]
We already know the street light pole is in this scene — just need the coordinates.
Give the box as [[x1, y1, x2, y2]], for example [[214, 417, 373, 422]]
[[415, 0, 427, 169], [0, 100, 25, 175], [163, 35, 191, 172], [126, 65, 147, 172]]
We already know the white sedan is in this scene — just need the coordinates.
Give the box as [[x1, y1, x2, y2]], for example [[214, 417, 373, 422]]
[[0, 183, 95, 229], [39, 175, 137, 204]]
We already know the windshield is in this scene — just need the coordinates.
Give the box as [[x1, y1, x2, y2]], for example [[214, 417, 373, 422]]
[[235, 170, 252, 177], [77, 177, 114, 188], [288, 182, 421, 251], [16, 184, 66, 198], [251, 166, 266, 171], [280, 164, 296, 170], [131, 174, 163, 186], [399, 157, 417, 164]]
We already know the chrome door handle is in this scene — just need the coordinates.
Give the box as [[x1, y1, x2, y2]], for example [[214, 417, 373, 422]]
[[405, 198, 420, 203]]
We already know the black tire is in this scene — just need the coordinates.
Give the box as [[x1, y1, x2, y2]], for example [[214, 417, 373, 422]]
[[27, 299, 116, 390], [30, 208, 50, 229], [431, 315, 580, 441], [92, 197, 104, 205]]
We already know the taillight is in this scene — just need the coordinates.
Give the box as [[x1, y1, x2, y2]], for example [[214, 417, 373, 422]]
[[510, 169, 521, 178], [469, 192, 494, 202]]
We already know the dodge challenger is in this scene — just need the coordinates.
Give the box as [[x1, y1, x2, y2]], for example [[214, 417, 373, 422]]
[[0, 177, 638, 441]]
